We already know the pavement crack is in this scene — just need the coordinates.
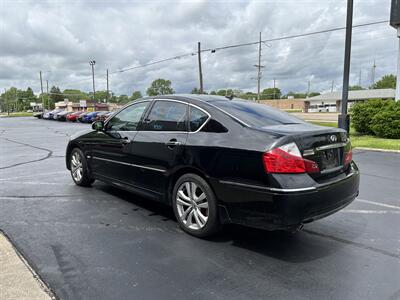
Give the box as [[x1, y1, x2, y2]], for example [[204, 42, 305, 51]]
[[0, 137, 53, 170], [304, 229, 400, 259]]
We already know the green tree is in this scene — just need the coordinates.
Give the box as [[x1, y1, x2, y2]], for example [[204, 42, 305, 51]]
[[216, 89, 227, 96], [117, 95, 130, 104], [146, 79, 174, 96], [372, 74, 396, 89], [130, 91, 142, 101], [63, 89, 88, 102], [349, 85, 364, 91], [191, 87, 200, 94], [49, 86, 64, 108], [308, 92, 321, 97], [262, 88, 281, 99]]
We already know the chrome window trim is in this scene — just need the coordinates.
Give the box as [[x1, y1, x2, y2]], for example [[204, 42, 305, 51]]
[[92, 156, 166, 173]]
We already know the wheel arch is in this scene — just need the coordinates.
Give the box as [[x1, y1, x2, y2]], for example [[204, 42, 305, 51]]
[[167, 166, 214, 205], [65, 142, 82, 170]]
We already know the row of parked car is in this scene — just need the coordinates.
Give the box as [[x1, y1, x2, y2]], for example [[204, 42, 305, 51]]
[[34, 109, 113, 123]]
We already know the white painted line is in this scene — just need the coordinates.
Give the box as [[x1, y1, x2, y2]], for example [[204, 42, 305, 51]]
[[0, 171, 68, 181], [356, 198, 400, 210], [342, 209, 400, 214]]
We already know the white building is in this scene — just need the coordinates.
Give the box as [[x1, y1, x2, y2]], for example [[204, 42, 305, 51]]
[[306, 89, 395, 112]]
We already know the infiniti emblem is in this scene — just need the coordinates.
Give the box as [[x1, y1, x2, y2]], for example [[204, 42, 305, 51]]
[[329, 135, 337, 142]]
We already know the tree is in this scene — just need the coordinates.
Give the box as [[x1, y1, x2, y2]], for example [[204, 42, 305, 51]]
[[262, 88, 281, 99], [308, 92, 321, 97], [146, 79, 174, 96], [130, 91, 142, 101], [349, 85, 364, 91], [371, 74, 396, 89], [49, 86, 64, 104], [210, 91, 217, 95], [216, 89, 227, 96], [117, 95, 129, 104], [191, 87, 200, 94], [63, 89, 88, 102]]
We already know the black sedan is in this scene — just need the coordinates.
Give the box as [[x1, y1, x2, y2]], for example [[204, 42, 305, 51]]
[[65, 95, 360, 237]]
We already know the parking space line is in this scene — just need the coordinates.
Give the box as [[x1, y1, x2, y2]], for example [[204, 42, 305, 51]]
[[356, 198, 400, 210], [342, 209, 400, 214]]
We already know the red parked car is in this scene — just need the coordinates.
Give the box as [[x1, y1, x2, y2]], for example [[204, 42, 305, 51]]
[[67, 111, 85, 122]]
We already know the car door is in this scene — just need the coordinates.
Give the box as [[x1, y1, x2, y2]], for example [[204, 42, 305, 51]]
[[90, 101, 151, 183], [130, 99, 189, 196]]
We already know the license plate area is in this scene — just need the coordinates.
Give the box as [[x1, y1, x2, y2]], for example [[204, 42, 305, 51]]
[[321, 148, 341, 170]]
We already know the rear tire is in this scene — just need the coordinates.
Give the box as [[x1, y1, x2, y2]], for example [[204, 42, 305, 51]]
[[69, 148, 94, 187], [172, 173, 221, 238]]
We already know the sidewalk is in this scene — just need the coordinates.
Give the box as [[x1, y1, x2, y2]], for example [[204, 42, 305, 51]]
[[0, 233, 54, 300]]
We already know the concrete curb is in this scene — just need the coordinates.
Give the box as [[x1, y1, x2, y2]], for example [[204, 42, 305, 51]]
[[353, 147, 400, 153], [0, 231, 56, 300]]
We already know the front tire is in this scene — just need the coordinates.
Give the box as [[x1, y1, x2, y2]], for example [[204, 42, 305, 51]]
[[69, 148, 94, 187], [172, 173, 221, 238]]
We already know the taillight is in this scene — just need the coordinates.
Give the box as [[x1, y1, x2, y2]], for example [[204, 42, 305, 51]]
[[263, 142, 319, 174], [344, 146, 352, 165]]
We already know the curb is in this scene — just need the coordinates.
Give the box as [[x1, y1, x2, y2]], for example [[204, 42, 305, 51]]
[[353, 147, 400, 153]]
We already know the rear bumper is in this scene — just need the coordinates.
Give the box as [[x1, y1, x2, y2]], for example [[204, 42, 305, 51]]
[[216, 162, 360, 230]]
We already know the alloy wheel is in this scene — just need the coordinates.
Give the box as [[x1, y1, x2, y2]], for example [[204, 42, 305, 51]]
[[71, 152, 83, 182], [176, 181, 209, 230]]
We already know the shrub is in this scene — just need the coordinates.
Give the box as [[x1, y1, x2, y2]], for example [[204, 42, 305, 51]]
[[371, 101, 400, 139], [351, 99, 390, 135]]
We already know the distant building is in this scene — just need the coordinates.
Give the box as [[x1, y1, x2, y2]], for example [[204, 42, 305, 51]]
[[260, 99, 305, 111], [55, 100, 112, 112], [306, 89, 395, 112]]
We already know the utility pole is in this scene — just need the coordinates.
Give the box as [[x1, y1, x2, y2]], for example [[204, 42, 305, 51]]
[[273, 78, 276, 99], [106, 69, 109, 103], [197, 42, 204, 94], [39, 71, 44, 109], [307, 80, 311, 97], [396, 28, 400, 101], [257, 32, 262, 101], [254, 32, 264, 102], [359, 69, 362, 87], [331, 80, 335, 93], [89, 60, 96, 100], [371, 59, 376, 87], [339, 0, 353, 133], [46, 80, 49, 110]]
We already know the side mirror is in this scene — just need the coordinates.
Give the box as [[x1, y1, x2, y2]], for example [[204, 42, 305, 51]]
[[92, 120, 104, 131]]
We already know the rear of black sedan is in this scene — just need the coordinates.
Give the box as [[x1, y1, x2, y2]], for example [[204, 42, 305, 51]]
[[65, 95, 360, 237]]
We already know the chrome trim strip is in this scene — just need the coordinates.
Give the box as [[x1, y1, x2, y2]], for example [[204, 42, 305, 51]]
[[219, 180, 316, 192], [220, 170, 358, 193], [316, 171, 356, 188], [316, 142, 348, 151], [92, 156, 166, 173]]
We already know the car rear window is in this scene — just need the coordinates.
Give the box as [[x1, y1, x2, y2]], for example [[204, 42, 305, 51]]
[[211, 99, 304, 127]]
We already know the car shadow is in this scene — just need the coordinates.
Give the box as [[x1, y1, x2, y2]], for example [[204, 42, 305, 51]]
[[93, 182, 347, 264]]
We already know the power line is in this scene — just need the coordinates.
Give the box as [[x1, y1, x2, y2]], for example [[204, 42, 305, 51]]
[[44, 19, 390, 89]]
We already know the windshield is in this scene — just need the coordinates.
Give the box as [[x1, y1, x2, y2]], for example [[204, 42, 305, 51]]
[[211, 99, 305, 128]]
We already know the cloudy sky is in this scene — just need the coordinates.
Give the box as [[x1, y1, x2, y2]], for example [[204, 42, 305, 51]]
[[0, 0, 397, 96]]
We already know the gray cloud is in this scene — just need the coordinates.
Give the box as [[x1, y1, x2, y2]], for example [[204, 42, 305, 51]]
[[0, 0, 397, 96]]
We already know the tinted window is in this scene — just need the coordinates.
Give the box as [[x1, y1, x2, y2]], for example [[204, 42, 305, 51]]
[[107, 101, 149, 131], [212, 99, 304, 128], [189, 106, 208, 132], [144, 101, 187, 131]]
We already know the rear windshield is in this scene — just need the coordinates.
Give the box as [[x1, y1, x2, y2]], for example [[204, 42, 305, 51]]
[[212, 99, 304, 127]]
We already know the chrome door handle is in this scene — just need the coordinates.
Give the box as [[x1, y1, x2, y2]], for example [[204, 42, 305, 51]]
[[166, 140, 181, 147]]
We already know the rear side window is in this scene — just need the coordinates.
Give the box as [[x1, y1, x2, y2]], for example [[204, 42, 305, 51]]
[[189, 106, 209, 132], [213, 99, 304, 128], [143, 101, 187, 131]]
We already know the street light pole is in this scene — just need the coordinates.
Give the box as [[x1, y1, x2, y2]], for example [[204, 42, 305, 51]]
[[89, 60, 96, 101], [396, 27, 400, 101], [338, 0, 353, 133]]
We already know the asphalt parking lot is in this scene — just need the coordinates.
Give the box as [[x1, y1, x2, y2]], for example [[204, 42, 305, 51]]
[[0, 117, 399, 300]]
